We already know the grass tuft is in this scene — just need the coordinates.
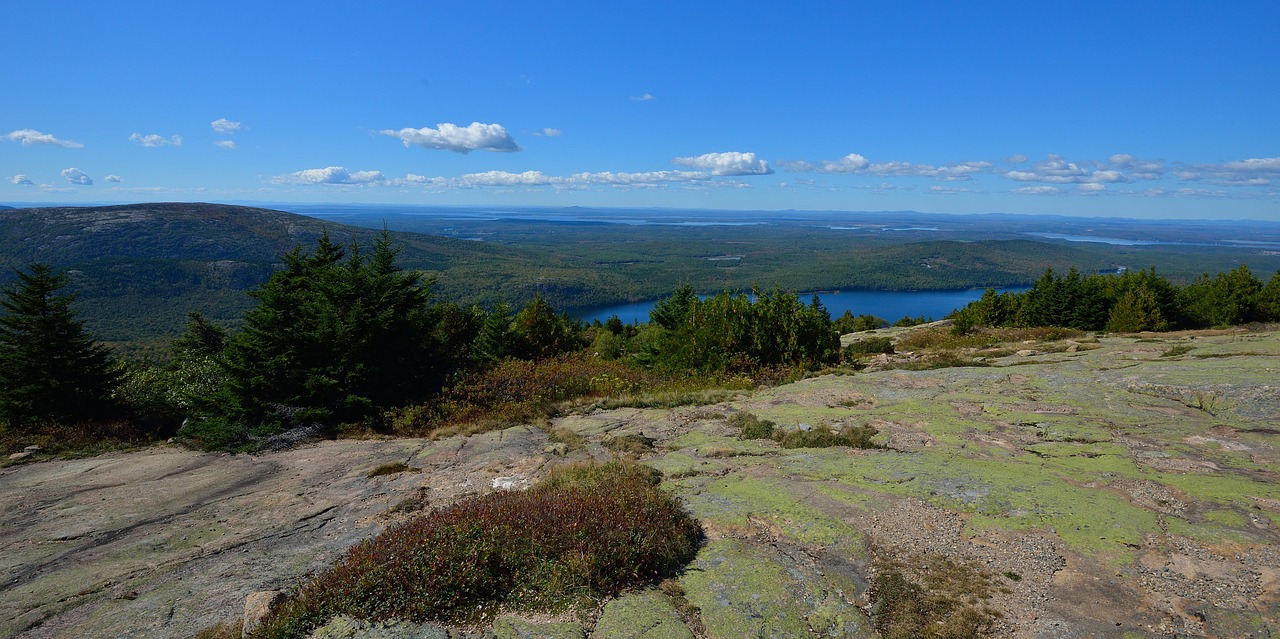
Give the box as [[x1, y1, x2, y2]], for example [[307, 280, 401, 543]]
[[870, 554, 1004, 639], [729, 411, 882, 449], [251, 459, 701, 638], [366, 461, 413, 478]]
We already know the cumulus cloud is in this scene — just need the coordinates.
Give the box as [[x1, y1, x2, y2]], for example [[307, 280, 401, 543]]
[[61, 168, 93, 185], [536, 128, 562, 137], [1107, 154, 1165, 180], [279, 166, 387, 185], [211, 118, 243, 134], [214, 140, 238, 150], [631, 93, 654, 101], [129, 133, 182, 147], [9, 174, 34, 185], [1011, 186, 1061, 195], [928, 186, 974, 194], [104, 175, 123, 183], [672, 151, 773, 176], [787, 153, 988, 180], [6, 129, 83, 148], [379, 122, 520, 153], [275, 166, 722, 191], [1177, 156, 1280, 186], [1006, 154, 1028, 164], [1077, 182, 1106, 194]]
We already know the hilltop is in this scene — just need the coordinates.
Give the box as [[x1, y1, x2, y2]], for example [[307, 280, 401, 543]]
[[0, 203, 554, 341], [2, 326, 1277, 638]]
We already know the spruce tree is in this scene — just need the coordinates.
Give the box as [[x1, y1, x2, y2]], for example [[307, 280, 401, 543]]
[[0, 264, 118, 427]]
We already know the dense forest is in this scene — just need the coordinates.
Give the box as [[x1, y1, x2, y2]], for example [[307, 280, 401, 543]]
[[5, 203, 1280, 344], [952, 265, 1280, 333]]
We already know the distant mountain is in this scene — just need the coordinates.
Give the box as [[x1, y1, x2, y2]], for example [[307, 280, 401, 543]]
[[0, 203, 551, 342]]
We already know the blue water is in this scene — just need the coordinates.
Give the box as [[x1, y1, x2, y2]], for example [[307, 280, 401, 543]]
[[574, 287, 1029, 326]]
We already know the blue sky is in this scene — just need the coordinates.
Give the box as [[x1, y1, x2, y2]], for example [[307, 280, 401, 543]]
[[3, 1, 1278, 219]]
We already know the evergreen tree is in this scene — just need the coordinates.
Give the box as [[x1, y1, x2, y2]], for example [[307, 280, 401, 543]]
[[0, 264, 118, 427], [510, 294, 579, 360], [649, 283, 696, 330], [473, 303, 517, 364], [1257, 271, 1280, 322], [1106, 285, 1168, 333], [220, 232, 444, 429]]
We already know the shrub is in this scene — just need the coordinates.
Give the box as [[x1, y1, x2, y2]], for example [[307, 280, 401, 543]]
[[775, 424, 881, 449], [603, 432, 657, 456], [844, 336, 895, 356], [251, 460, 702, 638], [388, 353, 657, 436], [727, 411, 776, 440], [729, 412, 881, 449], [366, 461, 413, 478]]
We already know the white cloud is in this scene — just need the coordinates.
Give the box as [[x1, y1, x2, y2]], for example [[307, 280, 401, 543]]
[[1107, 154, 1165, 179], [540, 127, 562, 137], [1177, 156, 1280, 186], [9, 174, 34, 185], [928, 186, 974, 194], [279, 166, 387, 185], [278, 166, 723, 191], [211, 118, 243, 134], [379, 122, 520, 153], [104, 175, 123, 183], [1077, 182, 1106, 194], [1222, 157, 1280, 173], [61, 168, 93, 185], [214, 140, 238, 150], [1011, 186, 1061, 195], [570, 170, 708, 187], [129, 133, 182, 147], [631, 93, 654, 101], [672, 151, 773, 176], [790, 153, 988, 180], [459, 170, 561, 187], [6, 129, 83, 148], [1006, 154, 1028, 164]]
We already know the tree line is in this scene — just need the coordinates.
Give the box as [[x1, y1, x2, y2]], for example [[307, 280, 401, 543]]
[[3, 235, 1277, 450], [0, 234, 841, 449], [952, 265, 1280, 333]]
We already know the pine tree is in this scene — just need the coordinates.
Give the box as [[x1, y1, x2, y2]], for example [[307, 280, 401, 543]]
[[220, 232, 444, 429], [1106, 285, 1168, 333], [0, 264, 118, 427]]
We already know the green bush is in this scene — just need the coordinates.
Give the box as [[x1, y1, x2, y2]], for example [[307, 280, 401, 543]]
[[729, 411, 880, 449], [251, 460, 702, 638], [844, 336, 895, 356], [775, 424, 881, 449], [727, 411, 776, 440]]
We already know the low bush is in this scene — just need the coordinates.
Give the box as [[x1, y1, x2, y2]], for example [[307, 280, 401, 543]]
[[251, 460, 702, 639], [603, 432, 657, 456], [775, 424, 881, 449], [388, 354, 658, 436], [366, 462, 413, 478], [727, 412, 776, 440], [729, 412, 881, 449], [844, 336, 895, 356]]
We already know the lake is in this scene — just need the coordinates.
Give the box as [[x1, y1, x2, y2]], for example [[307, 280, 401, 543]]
[[573, 287, 1029, 326]]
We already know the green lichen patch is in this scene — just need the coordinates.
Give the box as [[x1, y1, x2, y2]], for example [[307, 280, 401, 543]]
[[591, 591, 694, 639], [680, 539, 875, 639], [666, 431, 775, 457], [645, 452, 727, 479], [674, 474, 861, 549], [492, 616, 587, 639]]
